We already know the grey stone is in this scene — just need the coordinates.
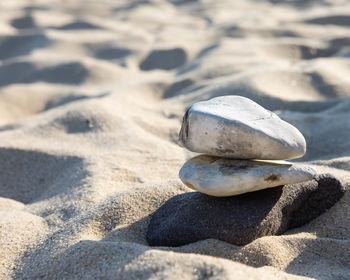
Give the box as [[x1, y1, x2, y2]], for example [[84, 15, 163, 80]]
[[179, 96, 306, 160], [146, 174, 346, 247], [179, 155, 316, 196]]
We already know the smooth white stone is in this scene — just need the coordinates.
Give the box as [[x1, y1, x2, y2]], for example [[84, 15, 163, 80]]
[[179, 155, 316, 197], [179, 95, 306, 160]]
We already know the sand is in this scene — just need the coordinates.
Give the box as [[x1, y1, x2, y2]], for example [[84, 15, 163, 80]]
[[0, 0, 350, 279]]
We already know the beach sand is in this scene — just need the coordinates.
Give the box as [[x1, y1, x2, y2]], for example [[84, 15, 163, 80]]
[[0, 0, 350, 279]]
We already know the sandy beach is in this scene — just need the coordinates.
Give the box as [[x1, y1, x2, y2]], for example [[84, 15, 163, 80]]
[[1, 0, 350, 279]]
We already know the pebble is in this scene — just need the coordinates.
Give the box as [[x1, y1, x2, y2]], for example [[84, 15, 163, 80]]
[[147, 174, 345, 247], [179, 96, 306, 160], [179, 155, 316, 197]]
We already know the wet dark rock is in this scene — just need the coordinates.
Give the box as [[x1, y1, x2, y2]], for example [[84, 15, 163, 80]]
[[146, 174, 346, 247]]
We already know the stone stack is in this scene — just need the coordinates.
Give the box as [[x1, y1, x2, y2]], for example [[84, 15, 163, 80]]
[[146, 96, 346, 247]]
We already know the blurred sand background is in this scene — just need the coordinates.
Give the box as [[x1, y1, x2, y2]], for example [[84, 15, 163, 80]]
[[1, 0, 350, 279]]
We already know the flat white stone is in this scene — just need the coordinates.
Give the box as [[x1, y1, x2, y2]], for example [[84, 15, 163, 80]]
[[179, 95, 306, 160], [179, 155, 316, 197]]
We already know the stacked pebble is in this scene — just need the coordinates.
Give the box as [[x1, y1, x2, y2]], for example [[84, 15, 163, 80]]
[[178, 95, 316, 197], [146, 95, 346, 247]]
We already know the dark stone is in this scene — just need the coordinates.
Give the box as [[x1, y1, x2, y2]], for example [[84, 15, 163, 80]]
[[146, 174, 346, 247]]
